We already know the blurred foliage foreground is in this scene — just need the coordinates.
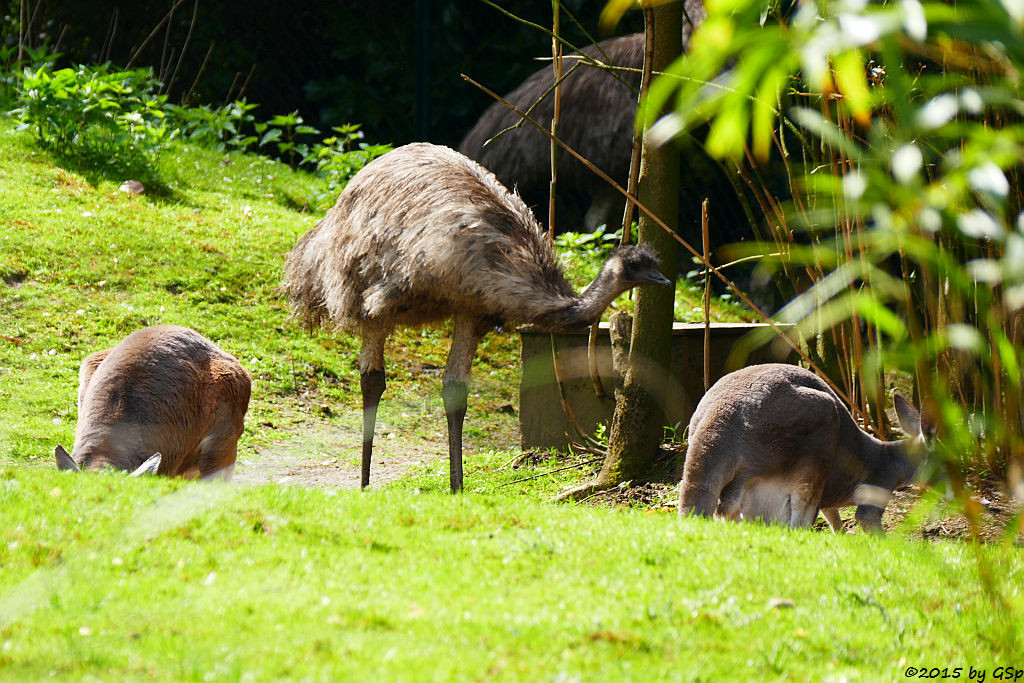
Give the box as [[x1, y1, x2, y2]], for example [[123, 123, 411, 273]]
[[635, 0, 1024, 512]]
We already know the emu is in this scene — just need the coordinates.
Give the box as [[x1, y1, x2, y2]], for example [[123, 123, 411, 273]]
[[459, 0, 706, 233], [282, 143, 670, 492]]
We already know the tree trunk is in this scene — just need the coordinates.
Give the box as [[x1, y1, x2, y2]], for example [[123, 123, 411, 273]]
[[554, 2, 681, 502], [599, 4, 680, 485], [581, 5, 681, 496]]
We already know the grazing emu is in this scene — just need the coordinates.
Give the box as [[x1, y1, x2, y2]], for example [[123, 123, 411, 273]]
[[282, 143, 670, 492], [678, 364, 935, 533], [55, 325, 251, 479], [459, 0, 706, 233]]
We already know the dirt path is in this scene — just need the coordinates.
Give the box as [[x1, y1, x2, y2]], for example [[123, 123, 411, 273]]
[[232, 420, 448, 489]]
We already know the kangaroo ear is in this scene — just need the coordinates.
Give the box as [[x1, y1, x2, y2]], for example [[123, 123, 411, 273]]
[[130, 453, 162, 477], [892, 393, 922, 437], [55, 445, 80, 472], [919, 398, 939, 439]]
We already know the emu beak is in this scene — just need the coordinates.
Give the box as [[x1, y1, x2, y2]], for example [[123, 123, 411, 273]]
[[638, 269, 672, 287]]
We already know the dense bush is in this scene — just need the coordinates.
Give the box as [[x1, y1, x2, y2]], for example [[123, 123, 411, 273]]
[[5, 58, 389, 202], [2, 0, 640, 147], [10, 64, 170, 176], [648, 0, 1024, 484]]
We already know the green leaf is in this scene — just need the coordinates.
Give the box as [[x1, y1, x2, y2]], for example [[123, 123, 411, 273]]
[[851, 293, 907, 341], [259, 128, 283, 147], [705, 102, 748, 159], [751, 64, 785, 160], [832, 49, 872, 124]]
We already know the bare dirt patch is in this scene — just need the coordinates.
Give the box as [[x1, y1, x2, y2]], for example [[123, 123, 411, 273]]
[[234, 421, 447, 489]]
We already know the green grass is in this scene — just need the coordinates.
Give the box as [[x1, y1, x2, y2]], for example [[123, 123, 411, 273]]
[[1, 468, 1020, 681], [1, 119, 1021, 680], [0, 121, 524, 466]]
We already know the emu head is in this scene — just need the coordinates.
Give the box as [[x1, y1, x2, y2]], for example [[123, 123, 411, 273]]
[[54, 445, 163, 477], [609, 244, 671, 287]]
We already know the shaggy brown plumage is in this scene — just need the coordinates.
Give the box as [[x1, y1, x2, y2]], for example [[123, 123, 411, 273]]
[[282, 143, 670, 492], [459, 0, 706, 232]]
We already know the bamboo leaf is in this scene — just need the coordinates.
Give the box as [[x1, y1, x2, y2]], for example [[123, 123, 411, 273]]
[[832, 50, 872, 124]]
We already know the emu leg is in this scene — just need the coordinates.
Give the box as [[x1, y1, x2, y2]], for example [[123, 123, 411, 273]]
[[442, 315, 489, 493], [441, 380, 469, 493], [360, 369, 386, 489]]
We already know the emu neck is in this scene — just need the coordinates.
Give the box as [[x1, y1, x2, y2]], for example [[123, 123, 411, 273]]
[[547, 261, 626, 331]]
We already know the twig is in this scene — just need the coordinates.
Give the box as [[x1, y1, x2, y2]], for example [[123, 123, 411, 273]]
[[620, 6, 655, 242], [222, 71, 242, 107], [694, 252, 783, 275], [548, 0, 562, 242], [237, 64, 257, 101], [576, 484, 623, 504], [587, 320, 605, 398], [478, 0, 638, 95], [184, 41, 214, 105], [126, 0, 189, 69], [460, 73, 856, 409], [481, 59, 584, 150], [491, 456, 603, 488], [101, 10, 119, 64], [550, 333, 607, 451], [497, 451, 531, 470], [17, 0, 23, 63], [158, 0, 176, 80], [53, 24, 68, 56], [702, 198, 711, 392], [165, 0, 199, 95], [25, 0, 44, 53]]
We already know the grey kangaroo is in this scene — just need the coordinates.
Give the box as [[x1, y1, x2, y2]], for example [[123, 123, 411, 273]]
[[678, 364, 934, 532], [54, 325, 251, 479]]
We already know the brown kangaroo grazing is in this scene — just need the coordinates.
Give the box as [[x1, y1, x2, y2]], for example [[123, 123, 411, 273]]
[[678, 363, 934, 532], [54, 325, 251, 479]]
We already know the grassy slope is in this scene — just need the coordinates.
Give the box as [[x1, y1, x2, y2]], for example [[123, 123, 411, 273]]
[[0, 122, 523, 468], [0, 122, 1021, 680]]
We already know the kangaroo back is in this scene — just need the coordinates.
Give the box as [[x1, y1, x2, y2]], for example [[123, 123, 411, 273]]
[[55, 325, 251, 479], [678, 364, 929, 532]]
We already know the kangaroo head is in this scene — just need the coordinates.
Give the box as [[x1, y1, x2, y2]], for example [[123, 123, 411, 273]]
[[853, 393, 939, 533], [53, 444, 162, 476], [892, 392, 939, 464]]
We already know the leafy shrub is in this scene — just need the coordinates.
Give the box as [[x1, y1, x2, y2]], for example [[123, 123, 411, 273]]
[[6, 57, 389, 200], [648, 0, 1024, 480], [0, 44, 57, 108], [164, 99, 260, 151], [10, 63, 169, 177], [302, 123, 391, 209], [254, 110, 320, 166]]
